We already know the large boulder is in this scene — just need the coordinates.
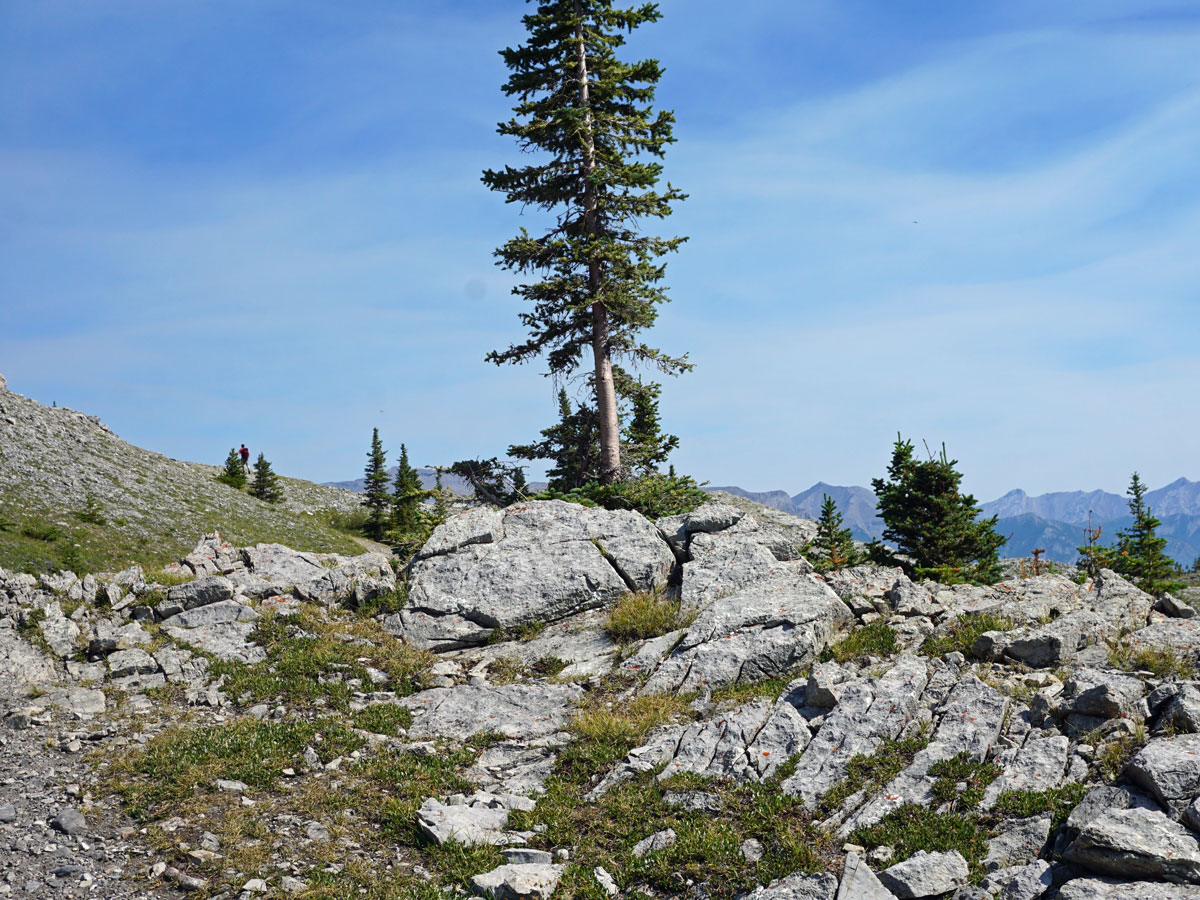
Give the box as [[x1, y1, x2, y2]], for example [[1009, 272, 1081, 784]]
[[1126, 734, 1200, 817], [640, 569, 851, 695], [399, 682, 585, 741], [1062, 807, 1200, 884], [396, 501, 675, 650]]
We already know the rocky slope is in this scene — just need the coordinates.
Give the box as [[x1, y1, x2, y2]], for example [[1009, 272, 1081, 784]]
[[0, 374, 366, 573], [5, 496, 1200, 900]]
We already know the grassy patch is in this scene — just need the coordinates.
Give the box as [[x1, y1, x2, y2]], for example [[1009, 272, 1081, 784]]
[[821, 621, 899, 663], [1094, 724, 1147, 782], [350, 704, 413, 736], [851, 805, 988, 882], [487, 621, 548, 644], [990, 782, 1088, 829], [559, 693, 691, 785], [605, 591, 695, 644], [928, 752, 1002, 809], [207, 606, 431, 712], [531, 655, 570, 678], [711, 674, 798, 706], [509, 764, 835, 899], [921, 613, 1016, 658], [486, 655, 528, 685], [109, 717, 364, 820], [819, 733, 931, 813], [1108, 641, 1196, 679]]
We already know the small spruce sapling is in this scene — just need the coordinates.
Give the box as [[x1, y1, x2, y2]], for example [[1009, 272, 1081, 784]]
[[1112, 472, 1181, 596], [249, 453, 283, 503], [217, 448, 247, 490], [808, 494, 860, 572], [362, 428, 391, 540]]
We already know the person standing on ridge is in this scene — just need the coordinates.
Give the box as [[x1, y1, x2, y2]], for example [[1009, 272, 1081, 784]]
[[238, 444, 250, 474]]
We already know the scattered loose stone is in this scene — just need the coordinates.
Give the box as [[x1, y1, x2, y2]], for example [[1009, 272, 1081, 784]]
[[471, 863, 564, 900], [49, 808, 86, 836], [877, 850, 969, 899], [631, 828, 677, 857]]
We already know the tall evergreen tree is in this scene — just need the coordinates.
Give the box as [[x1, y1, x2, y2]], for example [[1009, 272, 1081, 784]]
[[249, 453, 283, 503], [1112, 472, 1179, 595], [871, 435, 1004, 584], [362, 428, 391, 540], [483, 0, 689, 484], [217, 448, 247, 490], [392, 444, 426, 536], [808, 494, 859, 573]]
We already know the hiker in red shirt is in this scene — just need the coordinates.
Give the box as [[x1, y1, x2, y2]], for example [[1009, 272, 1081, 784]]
[[238, 444, 250, 474]]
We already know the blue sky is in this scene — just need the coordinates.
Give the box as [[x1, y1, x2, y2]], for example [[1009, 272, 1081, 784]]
[[2, 0, 1198, 500]]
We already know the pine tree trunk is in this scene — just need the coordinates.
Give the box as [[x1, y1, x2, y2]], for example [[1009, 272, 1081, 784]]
[[574, 1, 621, 484]]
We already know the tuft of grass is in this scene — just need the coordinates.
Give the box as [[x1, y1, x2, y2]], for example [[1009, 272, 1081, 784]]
[[921, 613, 1015, 659], [487, 621, 548, 644], [821, 621, 899, 663], [486, 656, 528, 685], [531, 655, 569, 678], [711, 674, 797, 705], [1095, 723, 1147, 782], [1108, 641, 1195, 679], [605, 591, 695, 644]]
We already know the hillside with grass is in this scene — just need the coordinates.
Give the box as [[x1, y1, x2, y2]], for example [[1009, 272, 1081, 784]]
[[0, 375, 367, 573]]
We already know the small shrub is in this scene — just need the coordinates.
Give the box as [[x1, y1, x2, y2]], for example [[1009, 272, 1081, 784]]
[[537, 472, 709, 519], [921, 613, 1015, 659], [20, 521, 60, 542], [821, 621, 898, 663], [606, 591, 692, 643], [74, 494, 108, 526]]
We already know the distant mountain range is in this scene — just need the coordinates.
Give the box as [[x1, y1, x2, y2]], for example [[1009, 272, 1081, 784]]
[[324, 467, 476, 496], [324, 468, 1200, 567], [710, 478, 1200, 566]]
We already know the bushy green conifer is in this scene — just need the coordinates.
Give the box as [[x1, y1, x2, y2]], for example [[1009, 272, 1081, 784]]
[[871, 435, 1004, 584], [249, 453, 283, 503], [216, 448, 247, 490], [362, 428, 391, 540]]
